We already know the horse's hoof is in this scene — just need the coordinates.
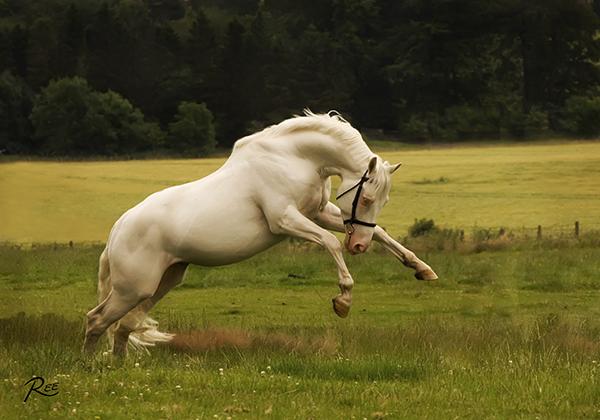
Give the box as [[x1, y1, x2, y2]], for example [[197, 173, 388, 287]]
[[332, 295, 351, 318], [415, 268, 438, 281]]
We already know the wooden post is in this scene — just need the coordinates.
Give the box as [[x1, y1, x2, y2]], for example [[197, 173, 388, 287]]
[[537, 225, 542, 240], [575, 221, 580, 238]]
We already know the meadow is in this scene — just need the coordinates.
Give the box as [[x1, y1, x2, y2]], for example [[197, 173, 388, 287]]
[[2, 140, 600, 243], [1, 140, 600, 418]]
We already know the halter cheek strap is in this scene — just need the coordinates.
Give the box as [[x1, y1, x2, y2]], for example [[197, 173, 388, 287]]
[[335, 170, 377, 231]]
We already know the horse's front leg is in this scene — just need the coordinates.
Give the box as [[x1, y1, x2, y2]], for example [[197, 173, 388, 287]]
[[373, 226, 438, 280], [267, 205, 353, 318], [316, 202, 438, 281]]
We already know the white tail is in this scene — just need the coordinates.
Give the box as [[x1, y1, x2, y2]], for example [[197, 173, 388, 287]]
[[127, 317, 174, 353], [98, 249, 173, 353]]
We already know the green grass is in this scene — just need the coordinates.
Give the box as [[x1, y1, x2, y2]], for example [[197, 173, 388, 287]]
[[2, 243, 600, 418], [2, 140, 600, 242], [2, 140, 600, 418]]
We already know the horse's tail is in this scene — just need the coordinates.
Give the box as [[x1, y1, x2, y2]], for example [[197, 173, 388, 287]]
[[97, 248, 117, 349], [127, 316, 174, 353]]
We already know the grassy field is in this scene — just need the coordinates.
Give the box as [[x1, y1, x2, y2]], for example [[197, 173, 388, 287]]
[[1, 243, 600, 419], [1, 140, 600, 243], [1, 140, 600, 418]]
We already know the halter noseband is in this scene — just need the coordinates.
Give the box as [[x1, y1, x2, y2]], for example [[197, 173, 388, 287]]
[[335, 169, 377, 233]]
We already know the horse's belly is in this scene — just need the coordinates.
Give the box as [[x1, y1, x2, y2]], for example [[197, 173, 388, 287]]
[[169, 194, 284, 266], [177, 226, 283, 266]]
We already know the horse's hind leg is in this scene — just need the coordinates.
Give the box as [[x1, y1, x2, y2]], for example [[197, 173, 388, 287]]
[[83, 284, 153, 354], [112, 262, 188, 356]]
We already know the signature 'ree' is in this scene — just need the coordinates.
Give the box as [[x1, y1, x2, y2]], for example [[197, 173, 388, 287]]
[[23, 376, 59, 402]]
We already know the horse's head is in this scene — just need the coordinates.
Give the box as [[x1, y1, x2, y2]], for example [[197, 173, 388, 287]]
[[336, 156, 401, 255]]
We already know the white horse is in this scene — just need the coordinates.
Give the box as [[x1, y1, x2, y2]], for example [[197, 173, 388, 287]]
[[83, 111, 437, 356]]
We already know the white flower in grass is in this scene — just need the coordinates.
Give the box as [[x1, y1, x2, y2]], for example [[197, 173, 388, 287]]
[[134, 362, 140, 367], [175, 385, 182, 390], [260, 370, 266, 376]]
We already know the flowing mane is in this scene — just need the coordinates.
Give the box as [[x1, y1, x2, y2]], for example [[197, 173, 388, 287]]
[[232, 110, 374, 164]]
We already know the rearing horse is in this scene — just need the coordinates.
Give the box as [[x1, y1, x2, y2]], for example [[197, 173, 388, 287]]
[[83, 111, 438, 356]]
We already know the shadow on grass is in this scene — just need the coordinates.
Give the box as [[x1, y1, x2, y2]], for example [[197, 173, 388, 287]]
[[0, 312, 83, 346]]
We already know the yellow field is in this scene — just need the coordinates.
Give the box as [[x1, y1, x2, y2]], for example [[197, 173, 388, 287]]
[[1, 141, 599, 243]]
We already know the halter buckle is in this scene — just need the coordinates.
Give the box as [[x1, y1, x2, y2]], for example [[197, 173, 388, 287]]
[[346, 223, 355, 236]]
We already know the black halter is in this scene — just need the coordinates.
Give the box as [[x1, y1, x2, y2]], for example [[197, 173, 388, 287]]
[[335, 169, 377, 232]]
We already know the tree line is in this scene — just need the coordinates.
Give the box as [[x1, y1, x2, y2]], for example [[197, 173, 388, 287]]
[[1, 0, 600, 156]]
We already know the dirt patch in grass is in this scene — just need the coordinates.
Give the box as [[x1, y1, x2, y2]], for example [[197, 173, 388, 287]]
[[168, 328, 339, 355]]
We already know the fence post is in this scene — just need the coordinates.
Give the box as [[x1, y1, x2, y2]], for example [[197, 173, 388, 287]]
[[575, 221, 580, 238], [537, 225, 542, 240]]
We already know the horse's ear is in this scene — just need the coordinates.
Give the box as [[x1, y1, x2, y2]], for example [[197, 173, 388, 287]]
[[387, 162, 402, 174], [368, 156, 378, 175]]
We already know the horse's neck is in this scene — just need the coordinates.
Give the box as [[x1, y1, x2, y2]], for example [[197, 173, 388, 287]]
[[289, 132, 372, 180]]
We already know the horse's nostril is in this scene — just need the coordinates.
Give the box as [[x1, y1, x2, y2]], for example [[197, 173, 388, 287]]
[[353, 243, 367, 253]]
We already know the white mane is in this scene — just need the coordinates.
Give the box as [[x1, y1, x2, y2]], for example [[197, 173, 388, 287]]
[[232, 110, 374, 164]]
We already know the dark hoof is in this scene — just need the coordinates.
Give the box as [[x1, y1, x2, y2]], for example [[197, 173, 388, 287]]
[[415, 268, 438, 281], [332, 295, 351, 318]]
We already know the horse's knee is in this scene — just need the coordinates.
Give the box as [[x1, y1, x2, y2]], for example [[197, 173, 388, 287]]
[[322, 232, 342, 253], [85, 310, 102, 333]]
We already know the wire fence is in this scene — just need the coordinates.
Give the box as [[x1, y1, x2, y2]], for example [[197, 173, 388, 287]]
[[392, 220, 600, 253], [454, 221, 600, 240], [2, 221, 600, 251]]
